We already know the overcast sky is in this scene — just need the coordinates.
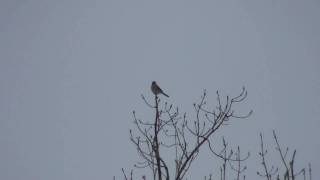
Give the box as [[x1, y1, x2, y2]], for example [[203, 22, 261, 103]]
[[1, 0, 319, 179]]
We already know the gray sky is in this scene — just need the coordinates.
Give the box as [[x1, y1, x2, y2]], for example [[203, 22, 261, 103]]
[[1, 0, 319, 179]]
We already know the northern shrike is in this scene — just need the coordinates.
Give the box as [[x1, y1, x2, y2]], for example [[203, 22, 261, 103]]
[[151, 81, 169, 97]]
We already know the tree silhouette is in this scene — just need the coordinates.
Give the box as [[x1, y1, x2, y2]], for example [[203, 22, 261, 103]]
[[118, 87, 311, 180]]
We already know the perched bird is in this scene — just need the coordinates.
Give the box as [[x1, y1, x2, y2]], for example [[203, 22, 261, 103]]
[[151, 81, 169, 97]]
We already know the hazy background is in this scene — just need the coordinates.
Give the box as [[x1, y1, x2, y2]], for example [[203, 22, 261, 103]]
[[1, 0, 319, 179]]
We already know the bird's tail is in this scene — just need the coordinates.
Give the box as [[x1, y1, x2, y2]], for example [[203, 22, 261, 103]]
[[162, 92, 169, 98]]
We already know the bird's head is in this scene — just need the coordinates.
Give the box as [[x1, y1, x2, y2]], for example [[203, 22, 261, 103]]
[[152, 81, 156, 85]]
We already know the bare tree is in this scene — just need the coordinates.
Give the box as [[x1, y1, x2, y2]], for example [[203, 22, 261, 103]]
[[257, 131, 312, 180], [130, 87, 252, 180], [257, 133, 278, 180], [117, 87, 312, 180]]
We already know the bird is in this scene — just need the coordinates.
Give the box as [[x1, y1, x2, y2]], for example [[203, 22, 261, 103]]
[[151, 81, 169, 97]]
